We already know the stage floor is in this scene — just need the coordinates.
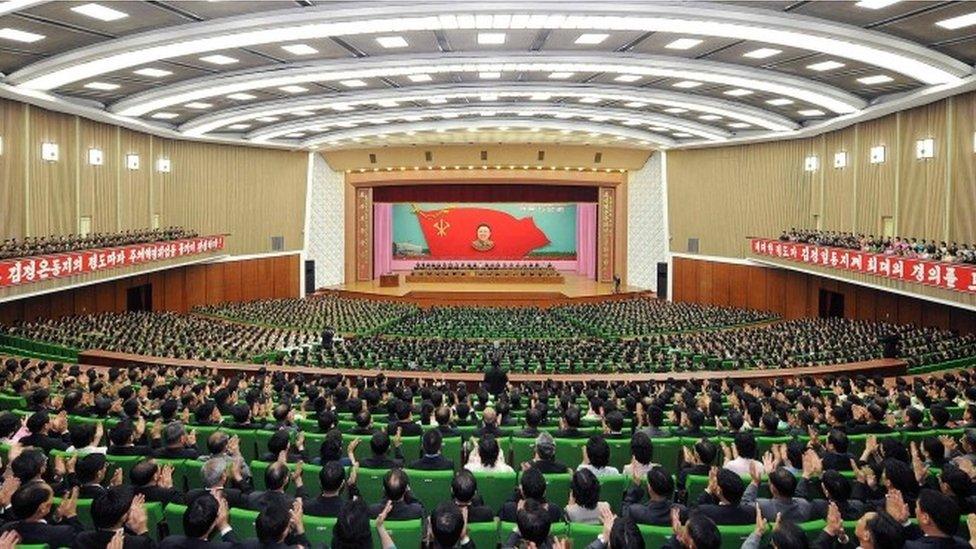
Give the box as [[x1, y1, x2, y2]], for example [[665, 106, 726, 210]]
[[328, 272, 644, 297]]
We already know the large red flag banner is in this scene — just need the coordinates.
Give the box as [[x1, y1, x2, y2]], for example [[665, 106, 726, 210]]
[[414, 206, 551, 260], [751, 238, 976, 296]]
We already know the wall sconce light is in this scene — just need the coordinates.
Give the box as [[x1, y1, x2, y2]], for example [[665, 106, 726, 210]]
[[870, 145, 886, 164], [833, 151, 848, 169], [88, 148, 104, 166], [41, 142, 59, 162], [915, 138, 934, 159], [156, 157, 171, 173], [126, 153, 140, 170], [804, 155, 819, 172]]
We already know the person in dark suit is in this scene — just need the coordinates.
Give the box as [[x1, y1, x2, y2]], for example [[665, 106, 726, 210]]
[[622, 466, 681, 526], [0, 483, 85, 547], [434, 406, 460, 437], [244, 461, 306, 513], [160, 492, 237, 549], [184, 457, 248, 510], [516, 407, 543, 438], [367, 469, 423, 520], [821, 429, 854, 472], [259, 430, 307, 464], [19, 411, 70, 453], [499, 467, 563, 524], [797, 469, 866, 522], [472, 407, 504, 440], [386, 400, 422, 437], [349, 410, 374, 436], [483, 361, 508, 397], [76, 453, 117, 500], [523, 433, 571, 474], [152, 422, 200, 459], [108, 421, 151, 456], [130, 459, 184, 506], [693, 468, 754, 525], [408, 430, 454, 471], [72, 486, 156, 549], [450, 470, 494, 523], [552, 407, 586, 439], [902, 489, 970, 549], [239, 493, 309, 549], [360, 431, 404, 469], [303, 461, 356, 518]]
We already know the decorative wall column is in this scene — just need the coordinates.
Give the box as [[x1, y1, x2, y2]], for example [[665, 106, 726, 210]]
[[598, 187, 616, 283], [354, 187, 373, 281]]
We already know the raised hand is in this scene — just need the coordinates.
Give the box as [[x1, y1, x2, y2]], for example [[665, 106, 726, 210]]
[[824, 502, 843, 536], [56, 487, 79, 519], [0, 530, 20, 549], [126, 494, 149, 535], [754, 504, 768, 535], [885, 489, 910, 524]]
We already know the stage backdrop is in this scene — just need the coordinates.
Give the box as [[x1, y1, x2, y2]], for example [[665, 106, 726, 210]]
[[374, 202, 596, 276]]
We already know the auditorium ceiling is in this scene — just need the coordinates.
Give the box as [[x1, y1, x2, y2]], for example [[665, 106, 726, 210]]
[[1, 0, 975, 151]]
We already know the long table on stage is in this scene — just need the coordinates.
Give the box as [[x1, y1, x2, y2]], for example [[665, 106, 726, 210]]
[[405, 268, 564, 284], [79, 349, 907, 383]]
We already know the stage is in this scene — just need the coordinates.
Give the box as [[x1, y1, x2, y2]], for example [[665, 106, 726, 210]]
[[319, 272, 651, 308]]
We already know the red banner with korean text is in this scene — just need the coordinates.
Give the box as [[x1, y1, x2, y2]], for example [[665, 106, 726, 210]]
[[750, 238, 976, 295], [0, 235, 225, 288]]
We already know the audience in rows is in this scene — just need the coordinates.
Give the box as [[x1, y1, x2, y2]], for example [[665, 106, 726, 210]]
[[779, 228, 976, 265], [0, 227, 199, 261]]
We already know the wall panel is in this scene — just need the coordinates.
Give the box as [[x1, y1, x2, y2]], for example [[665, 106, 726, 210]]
[[28, 106, 77, 237], [118, 129, 152, 230], [821, 127, 855, 231], [0, 100, 26, 240], [949, 93, 976, 245], [78, 119, 118, 232], [853, 117, 897, 235]]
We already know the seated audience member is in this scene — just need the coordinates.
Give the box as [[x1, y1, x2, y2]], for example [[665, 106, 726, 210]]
[[525, 433, 571, 474], [502, 499, 555, 549], [473, 407, 504, 439], [694, 468, 754, 525], [622, 432, 656, 478], [331, 497, 372, 549], [251, 494, 309, 549], [676, 439, 718, 503], [160, 492, 237, 549], [578, 435, 620, 477], [822, 430, 854, 472], [623, 466, 681, 526], [20, 411, 69, 452], [153, 422, 200, 459], [368, 469, 423, 520], [428, 502, 474, 549], [130, 459, 184, 506], [0, 484, 83, 547], [744, 466, 813, 523], [451, 470, 495, 523], [499, 466, 563, 524], [260, 430, 306, 464], [434, 406, 460, 437], [554, 407, 586, 439], [667, 512, 722, 549], [408, 429, 454, 471], [74, 486, 154, 549], [464, 435, 514, 473], [517, 407, 544, 438], [798, 468, 866, 521], [186, 457, 249, 509], [360, 431, 403, 469], [722, 432, 762, 476], [75, 453, 117, 499], [303, 461, 357, 518], [816, 508, 904, 549], [245, 461, 303, 512], [67, 423, 106, 454], [903, 489, 968, 548], [564, 468, 607, 524], [387, 400, 423, 437], [108, 421, 151, 456]]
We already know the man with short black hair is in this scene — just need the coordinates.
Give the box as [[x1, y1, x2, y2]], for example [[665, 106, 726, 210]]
[[499, 467, 562, 524], [244, 461, 304, 512], [450, 470, 494, 523], [408, 430, 454, 470], [153, 422, 199, 459], [367, 469, 423, 520], [303, 460, 358, 517], [248, 494, 309, 549], [904, 489, 969, 548], [502, 499, 553, 549], [429, 501, 474, 549], [694, 468, 754, 525], [0, 484, 83, 547], [73, 486, 155, 549], [130, 459, 184, 506], [623, 466, 681, 526], [159, 492, 237, 548], [360, 431, 403, 469]]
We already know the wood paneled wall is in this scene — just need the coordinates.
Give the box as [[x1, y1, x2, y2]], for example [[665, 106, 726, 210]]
[[668, 90, 976, 259], [0, 254, 300, 325], [0, 98, 308, 256], [672, 256, 976, 335]]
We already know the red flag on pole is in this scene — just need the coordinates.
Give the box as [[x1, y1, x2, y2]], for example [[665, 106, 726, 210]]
[[414, 206, 551, 259]]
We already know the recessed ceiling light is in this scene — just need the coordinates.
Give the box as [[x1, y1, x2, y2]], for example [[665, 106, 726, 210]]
[[625, 101, 648, 108], [699, 114, 722, 121], [279, 85, 309, 93], [579, 97, 602, 104], [672, 80, 702, 88], [184, 102, 212, 109], [199, 54, 238, 65], [798, 109, 825, 116], [766, 98, 794, 106], [478, 32, 506, 45], [855, 0, 901, 8], [227, 93, 256, 100], [478, 93, 497, 101], [673, 132, 694, 138], [428, 97, 447, 104], [291, 110, 316, 116], [665, 38, 703, 50], [857, 74, 894, 85], [575, 33, 609, 45], [71, 3, 127, 21], [728, 122, 752, 128], [553, 113, 573, 119], [150, 112, 179, 119], [83, 81, 119, 90], [936, 12, 976, 30], [530, 93, 551, 101], [133, 68, 172, 78], [479, 72, 501, 79], [724, 88, 753, 96], [377, 100, 398, 107], [331, 104, 354, 111], [664, 107, 688, 113], [281, 44, 318, 56], [548, 72, 574, 79], [339, 79, 367, 88], [376, 35, 409, 48], [807, 60, 846, 71], [648, 126, 669, 132], [408, 74, 432, 82], [743, 48, 782, 59], [284, 133, 306, 138], [622, 120, 642, 126], [227, 124, 251, 130], [256, 116, 280, 122], [614, 74, 642, 83], [0, 28, 45, 43]]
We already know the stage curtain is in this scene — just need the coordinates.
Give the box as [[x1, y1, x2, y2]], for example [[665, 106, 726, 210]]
[[577, 203, 597, 279], [373, 203, 393, 278], [373, 184, 598, 203]]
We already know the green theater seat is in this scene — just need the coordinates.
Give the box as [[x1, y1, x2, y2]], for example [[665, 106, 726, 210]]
[[371, 519, 422, 549], [467, 519, 499, 549], [404, 469, 454, 512], [471, 470, 517, 514]]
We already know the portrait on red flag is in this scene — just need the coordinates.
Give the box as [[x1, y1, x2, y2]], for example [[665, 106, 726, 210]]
[[390, 202, 577, 261]]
